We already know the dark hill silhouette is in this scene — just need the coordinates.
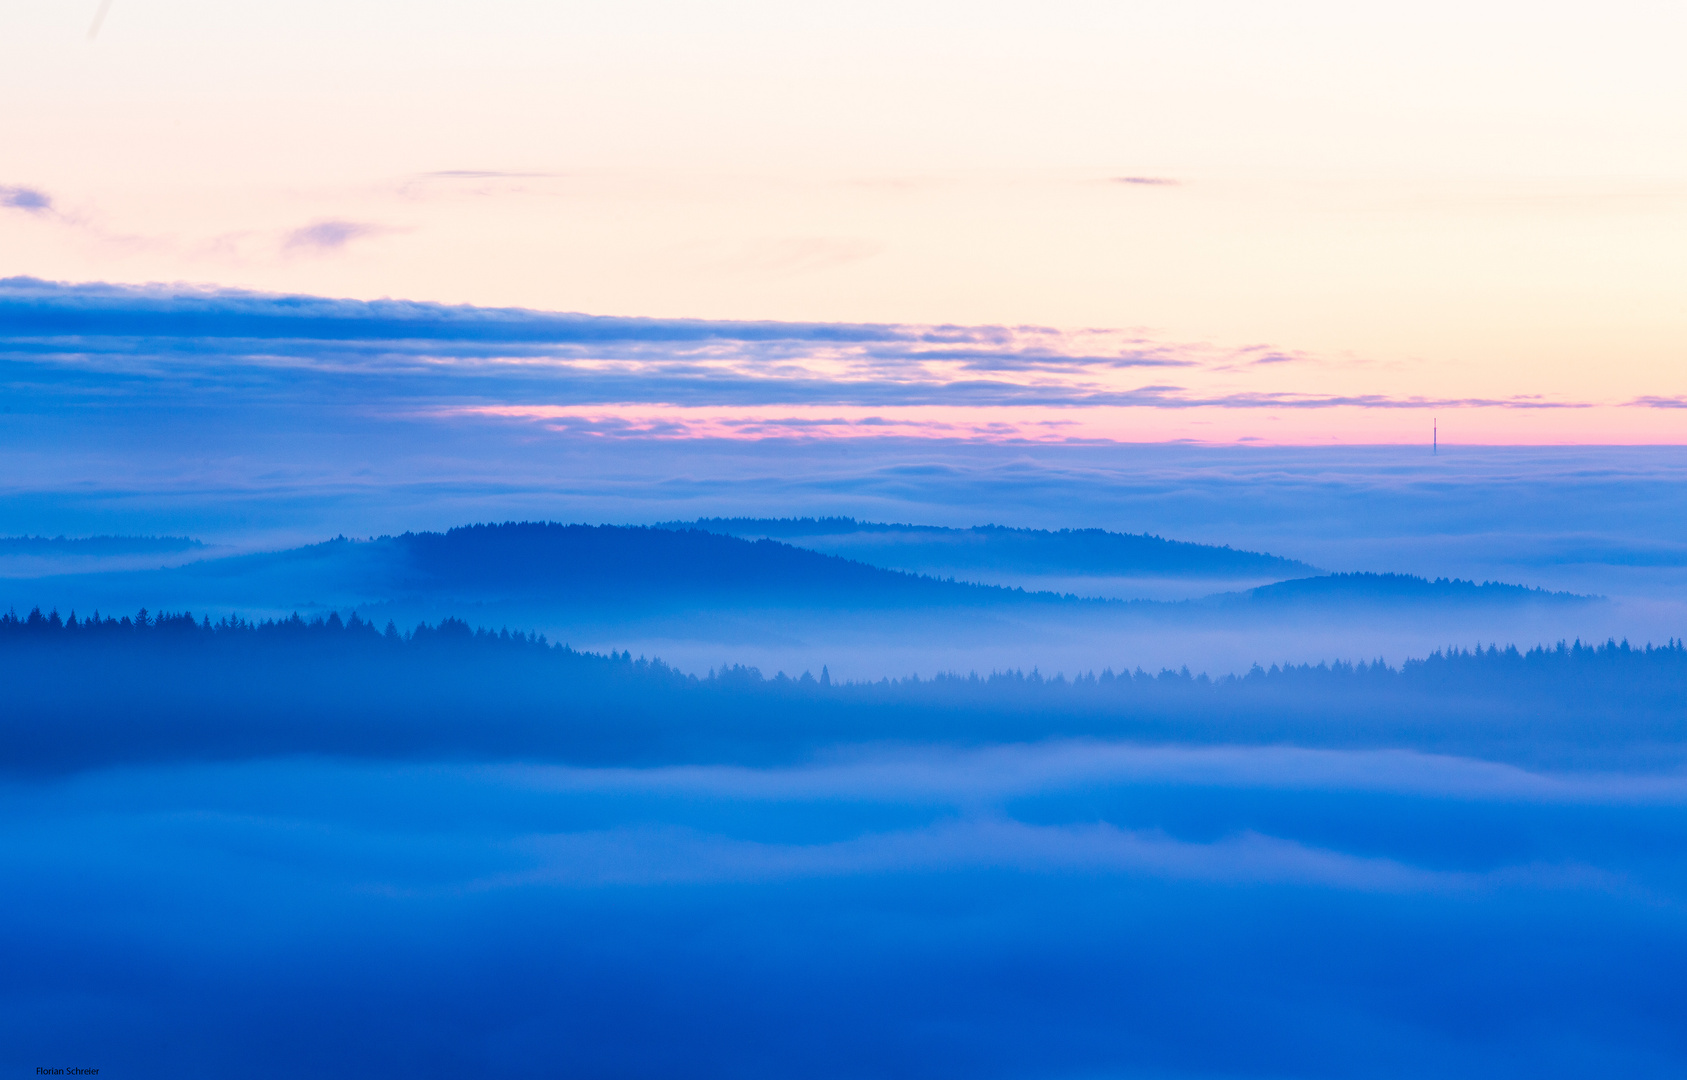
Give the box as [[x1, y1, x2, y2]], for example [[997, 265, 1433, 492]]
[[181, 525, 1579, 611], [1223, 572, 1588, 608], [389, 523, 966, 602], [0, 534, 203, 555], [666, 517, 1317, 577], [0, 605, 1676, 771], [142, 522, 990, 610], [6, 523, 1593, 621]]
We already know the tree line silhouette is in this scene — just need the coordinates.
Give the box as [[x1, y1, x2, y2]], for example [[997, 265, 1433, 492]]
[[671, 517, 1316, 575], [2, 605, 1681, 771]]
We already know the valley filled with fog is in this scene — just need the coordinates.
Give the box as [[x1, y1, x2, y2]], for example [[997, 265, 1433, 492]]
[[4, 281, 1686, 1077]]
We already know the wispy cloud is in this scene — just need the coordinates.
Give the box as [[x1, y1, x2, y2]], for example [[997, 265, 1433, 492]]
[[498, 819, 1452, 891], [1111, 176, 1181, 187], [509, 743, 1687, 807], [1107, 389, 1594, 411], [417, 170, 557, 180], [0, 278, 1651, 448], [86, 0, 114, 40], [0, 185, 191, 253], [283, 220, 388, 253], [1, 185, 55, 214], [722, 237, 882, 274]]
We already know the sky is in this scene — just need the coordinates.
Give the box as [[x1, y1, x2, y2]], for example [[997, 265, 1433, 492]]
[[3, 1, 1686, 444]]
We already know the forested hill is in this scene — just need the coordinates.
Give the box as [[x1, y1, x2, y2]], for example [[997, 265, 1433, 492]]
[[394, 522, 955, 599], [0, 535, 203, 555], [2, 606, 1680, 771], [7, 523, 1588, 617], [1227, 572, 1587, 607], [383, 526, 1581, 609], [168, 522, 996, 607], [666, 518, 1317, 577]]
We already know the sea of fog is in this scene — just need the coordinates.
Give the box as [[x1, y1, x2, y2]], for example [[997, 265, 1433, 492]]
[[5, 283, 1687, 1075], [6, 440, 1687, 678], [4, 747, 1685, 1078]]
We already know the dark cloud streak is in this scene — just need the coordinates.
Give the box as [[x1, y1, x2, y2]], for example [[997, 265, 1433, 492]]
[[0, 186, 53, 214], [283, 220, 387, 252], [0, 278, 1609, 413]]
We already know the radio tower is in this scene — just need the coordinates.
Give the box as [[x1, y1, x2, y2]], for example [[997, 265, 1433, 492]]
[[1433, 418, 1437, 456]]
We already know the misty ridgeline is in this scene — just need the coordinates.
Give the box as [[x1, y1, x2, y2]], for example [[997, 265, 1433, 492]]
[[3, 605, 1682, 771]]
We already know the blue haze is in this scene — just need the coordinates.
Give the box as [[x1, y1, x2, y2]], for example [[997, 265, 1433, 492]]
[[5, 749, 1686, 1077], [3, 281, 1687, 1075], [5, 279, 1687, 672], [0, 522, 1621, 680], [4, 277, 1687, 588]]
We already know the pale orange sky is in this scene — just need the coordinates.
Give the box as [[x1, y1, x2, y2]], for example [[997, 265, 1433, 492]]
[[3, 0, 1685, 442]]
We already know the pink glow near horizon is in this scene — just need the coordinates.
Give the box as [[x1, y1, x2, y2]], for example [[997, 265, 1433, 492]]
[[457, 403, 1687, 445], [4, 2, 1686, 443]]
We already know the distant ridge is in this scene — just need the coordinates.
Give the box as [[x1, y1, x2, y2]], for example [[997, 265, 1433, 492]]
[[0, 535, 203, 554], [2, 523, 1590, 618], [148, 522, 995, 609], [663, 518, 1317, 577], [0, 608, 1672, 771], [1228, 572, 1590, 607], [385, 523, 961, 602]]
